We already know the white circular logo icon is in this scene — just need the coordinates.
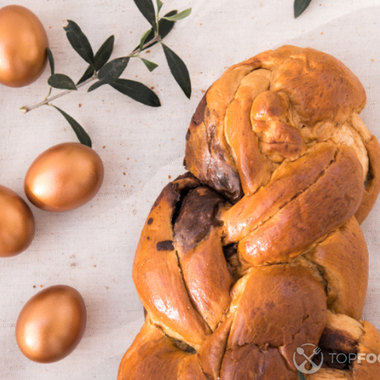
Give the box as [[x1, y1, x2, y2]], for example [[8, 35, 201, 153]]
[[293, 343, 323, 374]]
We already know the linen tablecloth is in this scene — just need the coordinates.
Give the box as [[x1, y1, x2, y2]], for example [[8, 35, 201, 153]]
[[1, 0, 380, 378]]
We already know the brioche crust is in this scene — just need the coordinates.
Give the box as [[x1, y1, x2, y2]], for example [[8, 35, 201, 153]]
[[119, 46, 380, 380]]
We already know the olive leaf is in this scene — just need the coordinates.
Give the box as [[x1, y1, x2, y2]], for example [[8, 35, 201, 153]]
[[63, 20, 95, 68], [48, 74, 77, 90], [46, 48, 55, 75], [134, 10, 177, 52], [88, 80, 107, 92], [156, 0, 163, 13], [98, 57, 130, 83], [110, 79, 160, 107], [77, 35, 115, 85], [51, 105, 92, 147], [162, 43, 191, 98], [140, 57, 158, 72], [162, 8, 191, 21], [133, 0, 156, 29], [76, 64, 94, 87], [87, 57, 130, 92], [94, 35, 115, 69], [294, 0, 312, 18], [139, 29, 152, 51], [297, 371, 307, 380]]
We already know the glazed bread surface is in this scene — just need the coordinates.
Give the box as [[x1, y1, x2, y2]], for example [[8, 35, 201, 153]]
[[118, 46, 380, 380]]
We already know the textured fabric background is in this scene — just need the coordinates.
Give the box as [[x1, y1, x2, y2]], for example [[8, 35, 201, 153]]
[[1, 0, 380, 379]]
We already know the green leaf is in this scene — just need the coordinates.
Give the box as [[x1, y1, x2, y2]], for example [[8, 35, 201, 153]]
[[87, 56, 129, 93], [77, 66, 94, 86], [294, 0, 312, 18], [110, 79, 161, 107], [134, 10, 177, 52], [297, 371, 307, 380], [97, 57, 130, 83], [77, 35, 115, 85], [133, 0, 156, 29], [51, 105, 92, 147], [94, 35, 115, 70], [139, 29, 152, 51], [48, 74, 77, 90], [140, 57, 158, 72], [87, 80, 106, 92], [46, 48, 54, 75], [156, 0, 163, 13], [162, 43, 191, 98], [162, 8, 191, 21], [63, 20, 95, 67], [158, 10, 177, 39]]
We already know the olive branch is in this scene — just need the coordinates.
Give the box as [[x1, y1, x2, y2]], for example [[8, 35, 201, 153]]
[[20, 0, 192, 148]]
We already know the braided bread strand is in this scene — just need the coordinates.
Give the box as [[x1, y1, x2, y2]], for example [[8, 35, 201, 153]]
[[118, 46, 380, 380]]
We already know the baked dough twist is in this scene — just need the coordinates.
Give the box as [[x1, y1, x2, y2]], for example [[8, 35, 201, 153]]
[[118, 46, 380, 379]]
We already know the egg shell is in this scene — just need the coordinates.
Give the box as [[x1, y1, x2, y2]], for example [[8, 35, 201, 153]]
[[24, 142, 104, 212], [0, 5, 48, 87], [0, 185, 35, 257], [16, 285, 87, 363]]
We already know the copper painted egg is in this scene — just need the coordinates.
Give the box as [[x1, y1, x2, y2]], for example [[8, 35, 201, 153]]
[[24, 143, 104, 212], [0, 5, 48, 87], [16, 285, 87, 363], [0, 185, 35, 257]]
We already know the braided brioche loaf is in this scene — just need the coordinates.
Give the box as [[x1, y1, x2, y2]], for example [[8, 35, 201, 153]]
[[118, 46, 380, 379]]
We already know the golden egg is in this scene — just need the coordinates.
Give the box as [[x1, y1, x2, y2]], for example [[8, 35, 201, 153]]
[[0, 5, 48, 87], [24, 143, 104, 212], [16, 285, 87, 363], [0, 185, 35, 257]]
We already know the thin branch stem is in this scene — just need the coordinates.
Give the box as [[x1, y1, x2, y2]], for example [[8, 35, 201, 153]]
[[20, 75, 97, 113], [20, 35, 161, 114], [128, 34, 161, 57], [45, 86, 52, 100]]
